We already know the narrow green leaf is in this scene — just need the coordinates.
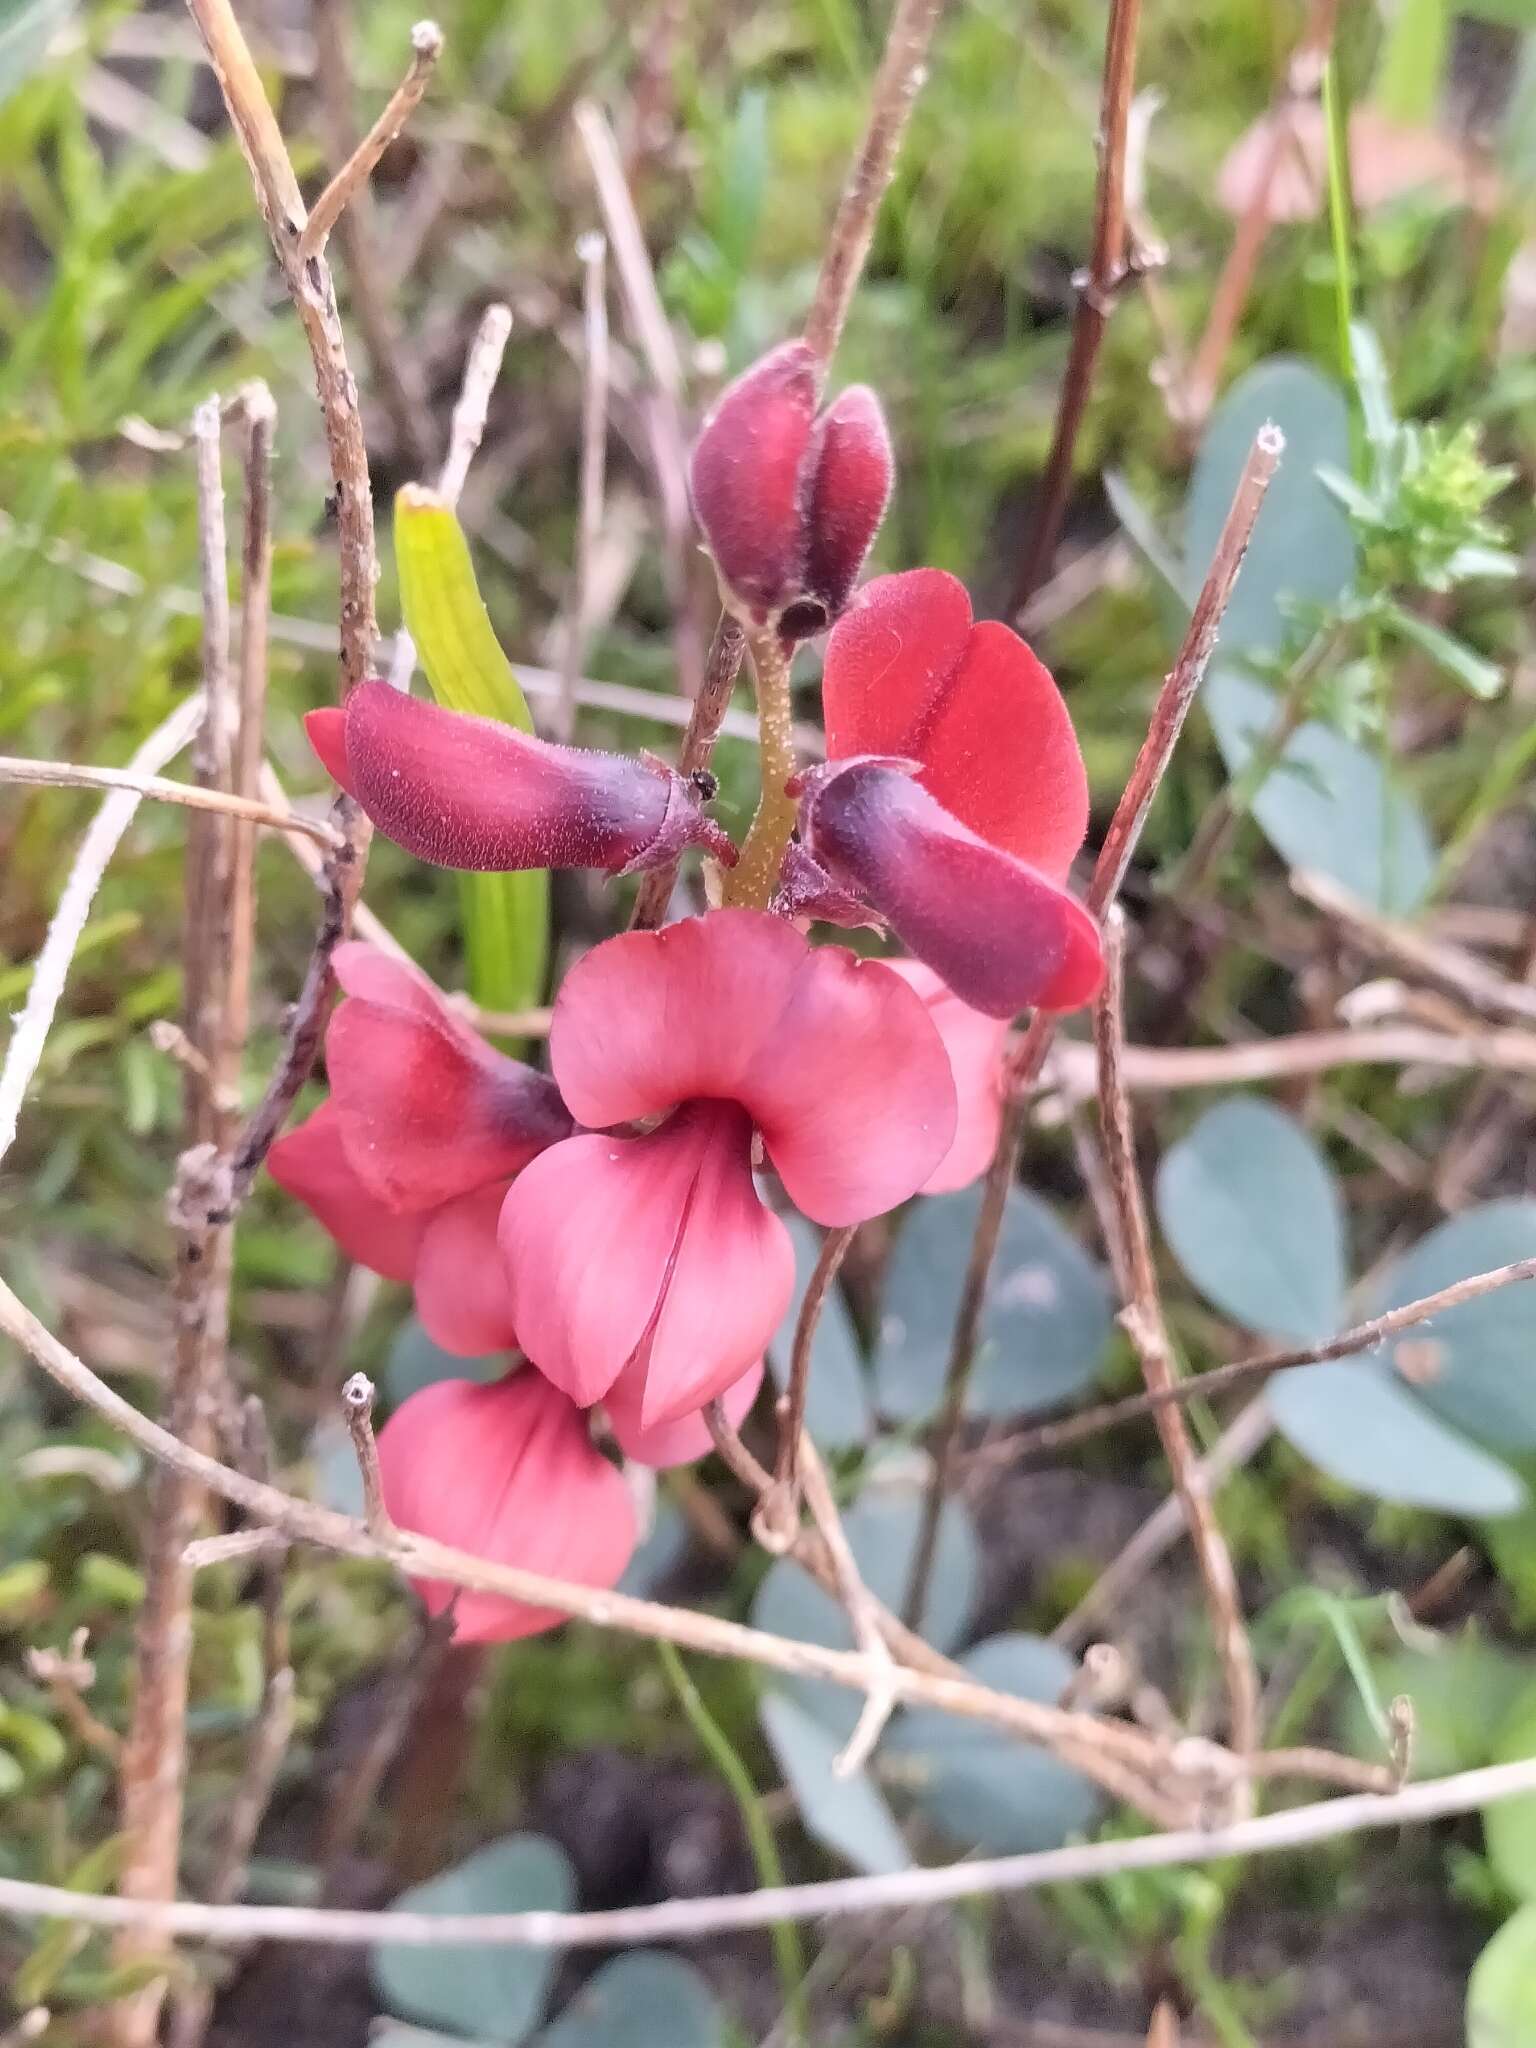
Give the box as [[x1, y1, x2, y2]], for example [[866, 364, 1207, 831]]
[[1384, 602, 1504, 700], [394, 487, 549, 1014], [395, 486, 534, 731]]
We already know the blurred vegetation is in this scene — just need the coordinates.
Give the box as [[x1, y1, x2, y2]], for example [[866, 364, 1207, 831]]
[[4, 0, 1536, 2038]]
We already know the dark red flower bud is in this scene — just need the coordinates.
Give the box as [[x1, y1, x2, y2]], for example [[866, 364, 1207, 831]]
[[688, 341, 892, 638], [793, 757, 1104, 1019], [307, 681, 736, 877]]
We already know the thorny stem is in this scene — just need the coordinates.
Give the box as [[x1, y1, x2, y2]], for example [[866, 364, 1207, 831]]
[[1092, 913, 1260, 1758], [723, 628, 800, 909], [1010, 0, 1145, 615], [657, 1642, 810, 2044], [902, 423, 1285, 1629]]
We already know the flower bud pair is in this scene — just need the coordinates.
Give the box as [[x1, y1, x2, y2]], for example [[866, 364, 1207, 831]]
[[688, 341, 892, 639]]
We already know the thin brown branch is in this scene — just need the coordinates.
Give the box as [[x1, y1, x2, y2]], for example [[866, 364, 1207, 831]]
[[1092, 913, 1259, 1757], [629, 613, 746, 928], [1010, 0, 1144, 613], [308, 5, 435, 472], [184, 0, 377, 1207], [1295, 867, 1536, 1031], [904, 424, 1284, 1628], [0, 1270, 1203, 1825], [386, 299, 513, 696], [760, 1225, 856, 1545], [0, 756, 341, 844], [560, 231, 610, 740], [1046, 1024, 1536, 1094], [222, 384, 276, 1059], [116, 403, 244, 2045], [802, 0, 947, 362], [341, 1372, 393, 1540], [5, 1756, 1536, 1949], [299, 19, 442, 263], [798, 1435, 898, 1777], [979, 1253, 1536, 1464]]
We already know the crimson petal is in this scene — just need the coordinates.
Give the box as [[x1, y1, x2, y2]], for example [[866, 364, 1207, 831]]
[[321, 680, 732, 875], [328, 941, 571, 1212], [414, 1184, 519, 1356], [799, 759, 1104, 1019], [689, 340, 820, 623], [822, 569, 1088, 881], [266, 1101, 424, 1281]]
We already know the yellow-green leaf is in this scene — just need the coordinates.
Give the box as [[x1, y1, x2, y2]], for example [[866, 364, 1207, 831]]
[[393, 487, 548, 1017], [395, 485, 534, 731]]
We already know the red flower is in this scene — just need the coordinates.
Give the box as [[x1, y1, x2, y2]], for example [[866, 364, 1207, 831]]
[[377, 1371, 635, 1642], [307, 681, 735, 877], [268, 943, 572, 1355], [790, 570, 1104, 1018], [499, 911, 955, 1429], [689, 341, 892, 638], [882, 962, 1011, 1193], [603, 1359, 764, 1469]]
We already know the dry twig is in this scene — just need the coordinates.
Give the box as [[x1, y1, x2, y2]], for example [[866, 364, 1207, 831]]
[[1091, 913, 1259, 1757], [1010, 0, 1146, 613], [904, 425, 1285, 1625]]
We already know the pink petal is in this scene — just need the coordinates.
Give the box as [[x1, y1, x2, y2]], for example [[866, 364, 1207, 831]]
[[377, 1372, 635, 1642], [414, 1184, 519, 1356], [266, 1101, 424, 1281], [605, 1358, 764, 1469], [689, 341, 819, 622], [741, 946, 957, 1223], [882, 962, 1010, 1193], [327, 941, 572, 1212], [333, 680, 730, 875], [800, 760, 1104, 1019], [822, 571, 1089, 881], [501, 1102, 793, 1426], [548, 911, 810, 1129]]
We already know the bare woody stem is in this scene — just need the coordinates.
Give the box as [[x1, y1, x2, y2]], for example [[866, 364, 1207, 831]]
[[300, 20, 443, 262], [766, 1225, 857, 1523], [1092, 912, 1259, 1756], [342, 1373, 393, 1540], [723, 629, 801, 909], [903, 423, 1285, 1628], [978, 1253, 1536, 1463], [1010, 0, 1144, 615]]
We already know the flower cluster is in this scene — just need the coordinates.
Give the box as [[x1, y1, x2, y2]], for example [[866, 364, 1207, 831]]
[[271, 343, 1103, 1641]]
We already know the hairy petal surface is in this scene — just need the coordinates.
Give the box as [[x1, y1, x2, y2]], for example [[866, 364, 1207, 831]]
[[688, 340, 819, 620], [821, 569, 1088, 880], [501, 1103, 792, 1424], [376, 1373, 635, 1642], [327, 941, 572, 1212], [800, 760, 1104, 1019], [307, 682, 731, 875], [267, 1101, 424, 1282]]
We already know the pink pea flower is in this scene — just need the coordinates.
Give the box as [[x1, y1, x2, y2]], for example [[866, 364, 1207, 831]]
[[883, 961, 1011, 1194], [788, 569, 1105, 1019], [269, 942, 572, 1355], [307, 680, 735, 877], [604, 1359, 764, 1469], [689, 340, 893, 638], [377, 1371, 636, 1642], [499, 910, 955, 1429]]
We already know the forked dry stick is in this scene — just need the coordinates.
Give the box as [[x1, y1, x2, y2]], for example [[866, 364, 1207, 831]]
[[117, 402, 247, 2047], [1010, 0, 1145, 615], [904, 423, 1285, 1627], [300, 19, 443, 263], [974, 1252, 1536, 1465], [1092, 911, 1260, 1759], [796, 1435, 899, 1777], [0, 758, 341, 843], [630, 0, 947, 931]]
